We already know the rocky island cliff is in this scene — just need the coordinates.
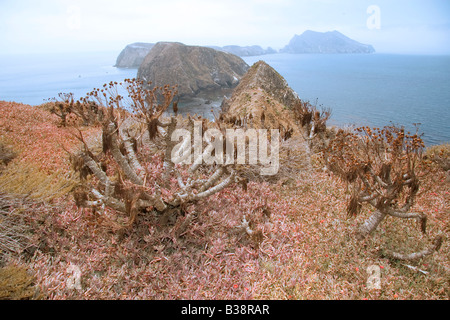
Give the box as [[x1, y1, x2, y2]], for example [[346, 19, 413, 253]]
[[218, 60, 317, 179], [115, 42, 155, 68], [115, 30, 374, 69], [281, 30, 375, 54], [137, 42, 249, 98]]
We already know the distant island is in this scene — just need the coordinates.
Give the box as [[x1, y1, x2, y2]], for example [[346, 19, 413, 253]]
[[208, 45, 277, 57], [115, 43, 275, 68], [114, 30, 375, 68], [281, 30, 375, 54]]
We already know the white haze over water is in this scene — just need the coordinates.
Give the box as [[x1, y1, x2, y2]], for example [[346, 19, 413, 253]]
[[1, 0, 450, 55]]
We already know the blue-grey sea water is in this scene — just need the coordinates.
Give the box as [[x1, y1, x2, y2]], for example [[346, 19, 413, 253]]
[[0, 51, 136, 106], [0, 51, 449, 146], [243, 53, 450, 146]]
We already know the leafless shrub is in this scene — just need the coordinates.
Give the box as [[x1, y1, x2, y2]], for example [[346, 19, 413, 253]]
[[426, 143, 450, 172], [48, 92, 106, 127]]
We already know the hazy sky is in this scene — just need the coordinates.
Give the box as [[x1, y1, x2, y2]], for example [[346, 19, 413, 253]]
[[1, 0, 449, 55]]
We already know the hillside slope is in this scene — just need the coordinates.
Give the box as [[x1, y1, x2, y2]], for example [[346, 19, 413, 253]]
[[0, 101, 100, 199], [0, 99, 448, 300]]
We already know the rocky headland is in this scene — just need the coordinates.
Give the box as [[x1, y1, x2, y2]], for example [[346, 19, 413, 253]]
[[115, 43, 275, 70], [218, 60, 316, 180], [115, 42, 155, 68], [137, 42, 249, 98]]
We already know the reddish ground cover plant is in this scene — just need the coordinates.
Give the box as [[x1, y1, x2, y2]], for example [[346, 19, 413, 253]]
[[324, 125, 443, 260], [0, 101, 99, 175], [4, 166, 448, 300], [1, 87, 448, 299], [0, 101, 100, 200]]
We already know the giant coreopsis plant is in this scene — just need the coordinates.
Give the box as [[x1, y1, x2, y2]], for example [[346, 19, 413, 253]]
[[324, 125, 443, 260], [49, 92, 106, 127], [71, 79, 242, 230]]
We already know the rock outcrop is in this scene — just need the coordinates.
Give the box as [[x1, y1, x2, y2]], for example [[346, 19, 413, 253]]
[[219, 60, 315, 180], [115, 42, 155, 68], [281, 30, 375, 54], [220, 60, 300, 133], [137, 42, 249, 98]]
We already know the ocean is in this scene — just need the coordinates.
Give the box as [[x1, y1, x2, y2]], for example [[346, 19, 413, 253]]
[[242, 53, 450, 147], [0, 51, 449, 146], [0, 51, 136, 106]]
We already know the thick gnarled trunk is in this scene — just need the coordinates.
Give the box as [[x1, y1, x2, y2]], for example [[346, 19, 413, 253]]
[[356, 210, 387, 240], [74, 114, 239, 229]]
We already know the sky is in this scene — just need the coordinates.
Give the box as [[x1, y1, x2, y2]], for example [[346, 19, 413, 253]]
[[1, 0, 449, 55]]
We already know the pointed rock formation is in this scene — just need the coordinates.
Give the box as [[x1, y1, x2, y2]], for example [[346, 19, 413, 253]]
[[220, 60, 300, 135], [219, 60, 315, 180]]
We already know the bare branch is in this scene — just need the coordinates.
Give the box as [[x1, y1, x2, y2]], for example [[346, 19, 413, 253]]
[[387, 209, 427, 233], [80, 152, 109, 186], [383, 236, 443, 261], [122, 133, 145, 180], [106, 122, 144, 186]]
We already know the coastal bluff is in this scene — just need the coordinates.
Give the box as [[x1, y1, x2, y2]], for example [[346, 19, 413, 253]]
[[115, 42, 155, 68], [137, 42, 249, 98]]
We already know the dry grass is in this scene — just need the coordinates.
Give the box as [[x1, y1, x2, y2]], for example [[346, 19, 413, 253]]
[[0, 162, 78, 201], [0, 264, 37, 299], [0, 101, 448, 300]]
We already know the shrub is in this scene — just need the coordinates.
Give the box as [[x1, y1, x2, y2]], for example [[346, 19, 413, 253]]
[[324, 125, 443, 260], [70, 79, 244, 231], [425, 143, 450, 172], [47, 92, 106, 127]]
